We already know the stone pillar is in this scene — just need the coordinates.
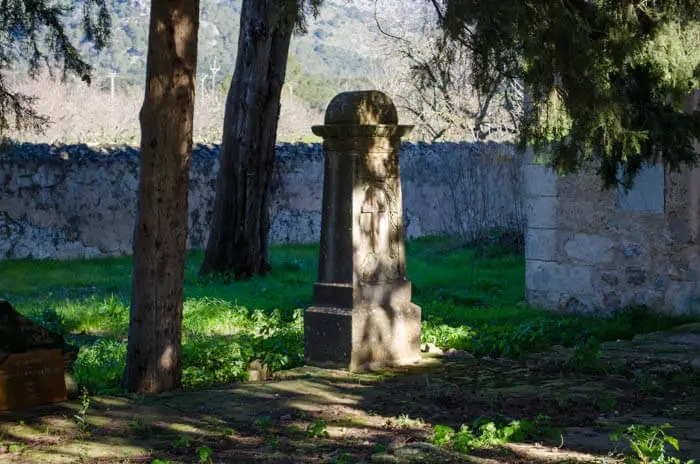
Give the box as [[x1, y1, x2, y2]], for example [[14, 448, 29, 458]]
[[304, 91, 422, 371]]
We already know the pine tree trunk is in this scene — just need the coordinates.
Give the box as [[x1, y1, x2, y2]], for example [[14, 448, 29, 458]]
[[200, 0, 292, 279], [124, 0, 200, 393]]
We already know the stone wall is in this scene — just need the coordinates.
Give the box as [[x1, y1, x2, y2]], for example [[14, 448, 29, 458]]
[[0, 142, 523, 260], [525, 158, 700, 316], [525, 91, 700, 316]]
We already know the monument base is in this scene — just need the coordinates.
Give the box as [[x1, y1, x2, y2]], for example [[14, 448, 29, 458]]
[[304, 302, 421, 371]]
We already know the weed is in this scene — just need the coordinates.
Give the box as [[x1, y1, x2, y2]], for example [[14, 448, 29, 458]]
[[254, 416, 272, 434], [386, 414, 425, 429], [130, 416, 152, 438], [73, 339, 127, 394], [556, 393, 572, 410], [432, 414, 560, 454], [330, 453, 354, 463], [7, 442, 26, 453], [306, 419, 330, 439], [432, 424, 455, 446], [172, 433, 193, 449], [611, 423, 695, 464], [74, 387, 91, 436], [120, 449, 133, 463], [596, 394, 618, 413], [196, 445, 214, 464], [78, 446, 90, 464], [30, 307, 66, 334], [633, 370, 664, 395], [201, 415, 225, 425], [222, 427, 236, 436], [567, 337, 604, 371], [4, 240, 698, 394], [374, 443, 387, 453]]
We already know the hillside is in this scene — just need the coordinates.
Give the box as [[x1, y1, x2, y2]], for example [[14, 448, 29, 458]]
[[7, 1, 514, 145], [69, 0, 399, 89]]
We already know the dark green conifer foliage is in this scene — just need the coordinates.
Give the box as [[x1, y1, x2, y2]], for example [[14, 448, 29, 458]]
[[434, 0, 700, 187], [0, 0, 110, 136]]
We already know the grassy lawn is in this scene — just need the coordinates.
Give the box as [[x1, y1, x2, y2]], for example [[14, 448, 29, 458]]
[[0, 236, 695, 394]]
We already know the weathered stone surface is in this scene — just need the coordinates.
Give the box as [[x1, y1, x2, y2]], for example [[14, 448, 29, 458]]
[[564, 233, 614, 265], [599, 272, 620, 286], [625, 268, 647, 286], [523, 163, 557, 198], [525, 196, 557, 229], [615, 163, 665, 214], [0, 142, 523, 260], [305, 303, 421, 370], [691, 357, 700, 372], [525, 227, 557, 261], [524, 97, 700, 316], [526, 260, 593, 295], [305, 91, 421, 371], [0, 349, 67, 410], [323, 90, 398, 125]]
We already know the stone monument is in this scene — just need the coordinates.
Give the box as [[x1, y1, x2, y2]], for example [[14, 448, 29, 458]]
[[0, 301, 73, 409], [304, 91, 421, 371]]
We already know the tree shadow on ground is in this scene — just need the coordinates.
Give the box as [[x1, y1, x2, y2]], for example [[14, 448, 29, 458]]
[[2, 334, 699, 464]]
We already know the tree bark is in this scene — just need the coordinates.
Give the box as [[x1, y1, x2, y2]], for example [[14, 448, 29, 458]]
[[124, 0, 200, 393], [200, 0, 293, 279]]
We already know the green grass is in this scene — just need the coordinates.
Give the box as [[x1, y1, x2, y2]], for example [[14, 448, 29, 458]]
[[1, 236, 696, 393]]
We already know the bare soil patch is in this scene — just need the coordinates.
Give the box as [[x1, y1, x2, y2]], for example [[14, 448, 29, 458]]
[[1, 324, 698, 463]]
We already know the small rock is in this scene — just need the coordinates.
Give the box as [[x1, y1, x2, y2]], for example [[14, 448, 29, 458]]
[[690, 357, 700, 372], [280, 414, 292, 421], [420, 343, 444, 355], [246, 360, 270, 382], [444, 349, 473, 359]]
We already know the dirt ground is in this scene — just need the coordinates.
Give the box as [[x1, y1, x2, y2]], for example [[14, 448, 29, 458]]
[[1, 323, 699, 464]]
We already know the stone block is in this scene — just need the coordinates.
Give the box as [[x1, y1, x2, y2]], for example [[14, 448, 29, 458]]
[[602, 292, 622, 308], [304, 302, 421, 371], [558, 294, 594, 313], [526, 289, 557, 310], [557, 170, 608, 200], [0, 301, 77, 358], [599, 272, 620, 286], [668, 214, 692, 243], [525, 196, 557, 229], [625, 268, 647, 286], [556, 200, 611, 233], [525, 228, 557, 261], [0, 300, 78, 390], [523, 164, 557, 198], [305, 92, 422, 371], [0, 349, 67, 410], [526, 260, 593, 295], [663, 282, 697, 315], [616, 163, 665, 213], [563, 233, 615, 265]]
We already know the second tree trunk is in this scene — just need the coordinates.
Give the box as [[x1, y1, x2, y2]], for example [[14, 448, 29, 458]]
[[201, 0, 293, 279]]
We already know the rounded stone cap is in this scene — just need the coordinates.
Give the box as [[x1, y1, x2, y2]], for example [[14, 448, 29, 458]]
[[324, 91, 398, 126]]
